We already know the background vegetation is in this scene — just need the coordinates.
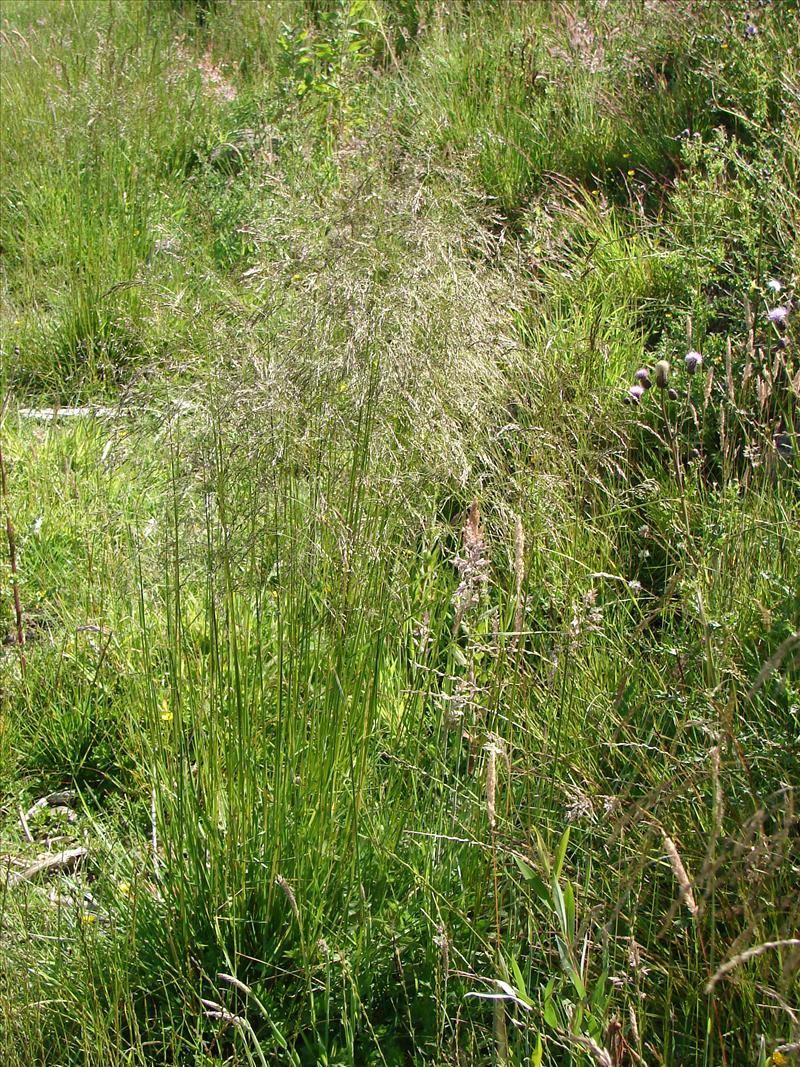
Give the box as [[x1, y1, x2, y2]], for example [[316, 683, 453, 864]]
[[1, 1, 798, 1064]]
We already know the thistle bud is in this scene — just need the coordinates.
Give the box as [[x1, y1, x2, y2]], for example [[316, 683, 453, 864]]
[[684, 351, 702, 375], [634, 368, 652, 389], [667, 388, 678, 401], [654, 360, 670, 389]]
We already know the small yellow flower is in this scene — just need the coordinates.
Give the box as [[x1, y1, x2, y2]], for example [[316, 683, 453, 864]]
[[627, 169, 635, 176], [623, 152, 631, 159], [591, 189, 599, 196], [118, 882, 130, 896], [81, 913, 96, 924], [721, 42, 728, 49], [771, 1053, 786, 1066], [160, 711, 173, 723]]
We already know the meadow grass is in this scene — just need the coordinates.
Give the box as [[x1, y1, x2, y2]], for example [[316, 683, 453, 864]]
[[1, 1, 798, 1064]]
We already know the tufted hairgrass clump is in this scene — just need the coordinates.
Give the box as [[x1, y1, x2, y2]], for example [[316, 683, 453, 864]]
[[1, 2, 799, 1065]]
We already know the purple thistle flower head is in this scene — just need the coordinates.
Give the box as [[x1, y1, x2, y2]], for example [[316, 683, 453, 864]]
[[685, 350, 703, 375], [768, 306, 789, 328], [627, 384, 645, 404], [744, 23, 758, 37], [634, 367, 652, 389]]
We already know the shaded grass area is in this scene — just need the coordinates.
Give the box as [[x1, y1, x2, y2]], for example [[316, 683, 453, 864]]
[[1, 1, 799, 1065]]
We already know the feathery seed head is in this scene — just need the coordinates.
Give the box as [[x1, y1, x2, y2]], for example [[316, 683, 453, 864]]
[[654, 360, 670, 389]]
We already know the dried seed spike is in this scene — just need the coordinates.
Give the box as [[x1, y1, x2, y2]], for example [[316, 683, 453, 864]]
[[435, 924, 450, 974], [486, 743, 498, 830], [513, 515, 524, 597], [662, 834, 698, 917], [628, 1004, 641, 1048], [276, 874, 300, 922], [204, 1009, 247, 1028], [743, 348, 753, 388], [465, 499, 482, 551], [705, 939, 800, 992], [565, 1034, 613, 1067], [511, 515, 525, 652], [709, 745, 723, 839], [725, 338, 735, 403], [453, 498, 489, 634], [200, 998, 225, 1012], [606, 1016, 624, 1067], [217, 973, 252, 996], [703, 367, 714, 412], [744, 294, 753, 342]]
